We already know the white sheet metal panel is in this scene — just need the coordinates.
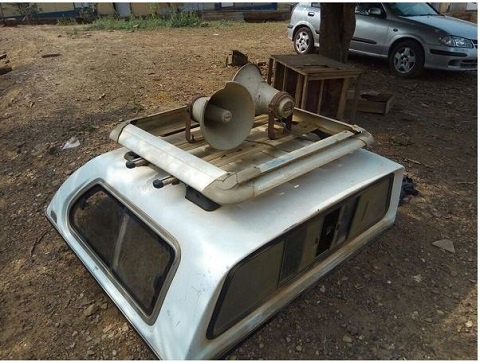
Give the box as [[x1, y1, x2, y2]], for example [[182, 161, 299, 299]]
[[47, 147, 403, 359]]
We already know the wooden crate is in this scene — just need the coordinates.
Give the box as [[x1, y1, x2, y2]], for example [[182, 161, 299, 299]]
[[267, 54, 363, 122]]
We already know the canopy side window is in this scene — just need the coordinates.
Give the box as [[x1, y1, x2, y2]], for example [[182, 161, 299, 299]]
[[70, 185, 175, 317]]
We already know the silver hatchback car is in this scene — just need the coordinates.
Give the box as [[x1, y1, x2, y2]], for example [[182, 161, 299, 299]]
[[287, 2, 478, 77]]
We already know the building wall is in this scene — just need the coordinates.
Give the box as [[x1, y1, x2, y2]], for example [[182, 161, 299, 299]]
[[97, 3, 116, 16], [181, 3, 216, 12], [437, 2, 478, 22], [36, 3, 75, 13], [0, 2, 79, 19], [437, 2, 477, 13], [0, 3, 19, 17], [130, 3, 180, 16], [97, 3, 184, 17], [11, 2, 277, 18], [3, 2, 474, 21]]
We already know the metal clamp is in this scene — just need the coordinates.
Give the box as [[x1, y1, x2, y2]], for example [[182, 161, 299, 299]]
[[267, 91, 293, 140], [185, 95, 205, 143]]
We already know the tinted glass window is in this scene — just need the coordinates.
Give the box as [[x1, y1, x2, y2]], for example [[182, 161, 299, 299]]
[[71, 185, 175, 316], [209, 175, 393, 338], [387, 3, 438, 16], [73, 189, 121, 265], [280, 225, 308, 282], [211, 242, 283, 337], [355, 3, 384, 16], [349, 177, 391, 238]]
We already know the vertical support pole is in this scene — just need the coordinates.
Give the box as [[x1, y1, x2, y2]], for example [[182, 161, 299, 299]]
[[300, 75, 309, 110], [281, 66, 288, 91], [349, 73, 362, 123], [295, 74, 304, 107], [267, 57, 274, 85], [336, 78, 350, 121], [273, 62, 284, 90], [316, 80, 325, 114]]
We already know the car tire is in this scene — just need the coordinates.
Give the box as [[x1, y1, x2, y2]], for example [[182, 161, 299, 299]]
[[389, 40, 425, 78], [294, 27, 314, 54]]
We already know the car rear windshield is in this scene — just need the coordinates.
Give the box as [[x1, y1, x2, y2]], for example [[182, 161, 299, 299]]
[[70, 185, 175, 317]]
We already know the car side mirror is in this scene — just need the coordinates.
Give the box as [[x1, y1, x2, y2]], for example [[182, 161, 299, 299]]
[[368, 8, 383, 16]]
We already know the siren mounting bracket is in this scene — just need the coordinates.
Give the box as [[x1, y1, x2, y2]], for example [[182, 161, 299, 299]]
[[267, 90, 293, 140], [185, 94, 205, 144]]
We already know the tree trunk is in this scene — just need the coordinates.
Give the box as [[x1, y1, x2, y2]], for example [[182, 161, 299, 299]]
[[317, 3, 356, 119], [319, 3, 356, 63]]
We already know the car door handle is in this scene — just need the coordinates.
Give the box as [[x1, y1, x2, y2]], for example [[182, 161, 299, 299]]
[[308, 12, 315, 16]]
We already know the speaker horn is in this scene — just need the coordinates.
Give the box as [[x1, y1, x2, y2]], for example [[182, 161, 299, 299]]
[[232, 63, 295, 120], [187, 81, 255, 151]]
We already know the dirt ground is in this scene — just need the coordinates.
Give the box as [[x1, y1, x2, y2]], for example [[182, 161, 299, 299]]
[[0, 21, 477, 360]]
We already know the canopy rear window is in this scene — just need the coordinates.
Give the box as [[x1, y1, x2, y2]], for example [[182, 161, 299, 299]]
[[70, 185, 175, 317]]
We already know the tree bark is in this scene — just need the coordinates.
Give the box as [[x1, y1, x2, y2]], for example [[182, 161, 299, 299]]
[[319, 3, 356, 63], [316, 3, 356, 120]]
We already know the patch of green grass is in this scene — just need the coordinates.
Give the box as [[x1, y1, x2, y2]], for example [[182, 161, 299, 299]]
[[56, 17, 78, 26], [89, 11, 204, 31], [210, 19, 236, 28], [165, 11, 203, 27]]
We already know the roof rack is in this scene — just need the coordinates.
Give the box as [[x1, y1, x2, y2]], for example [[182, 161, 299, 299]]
[[110, 106, 374, 205]]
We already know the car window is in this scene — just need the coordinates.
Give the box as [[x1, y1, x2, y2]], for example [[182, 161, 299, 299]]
[[311, 2, 320, 8], [355, 3, 384, 16], [387, 3, 439, 16]]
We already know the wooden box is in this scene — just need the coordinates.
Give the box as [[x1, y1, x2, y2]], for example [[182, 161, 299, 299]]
[[267, 54, 363, 122], [347, 91, 395, 115]]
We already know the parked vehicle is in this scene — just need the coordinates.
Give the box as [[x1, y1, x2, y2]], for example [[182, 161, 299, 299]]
[[287, 2, 478, 77]]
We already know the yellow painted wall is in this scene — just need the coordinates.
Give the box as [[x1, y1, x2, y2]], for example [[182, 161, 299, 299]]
[[97, 3, 116, 16], [97, 3, 182, 17], [438, 3, 451, 13], [0, 2, 74, 17], [124, 3, 181, 16], [134, 3, 181, 16], [36, 3, 74, 13], [131, 3, 155, 16], [0, 3, 19, 17]]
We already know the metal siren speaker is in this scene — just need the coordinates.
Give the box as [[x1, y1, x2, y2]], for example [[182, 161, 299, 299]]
[[232, 63, 295, 119], [190, 81, 255, 150]]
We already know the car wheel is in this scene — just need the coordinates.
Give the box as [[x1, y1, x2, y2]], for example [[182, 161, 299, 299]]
[[294, 27, 314, 54], [389, 40, 425, 78]]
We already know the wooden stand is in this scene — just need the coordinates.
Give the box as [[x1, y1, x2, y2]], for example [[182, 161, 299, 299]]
[[347, 91, 395, 115], [267, 54, 363, 122]]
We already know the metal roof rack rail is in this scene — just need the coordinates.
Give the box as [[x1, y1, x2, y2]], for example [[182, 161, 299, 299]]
[[110, 106, 374, 205]]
